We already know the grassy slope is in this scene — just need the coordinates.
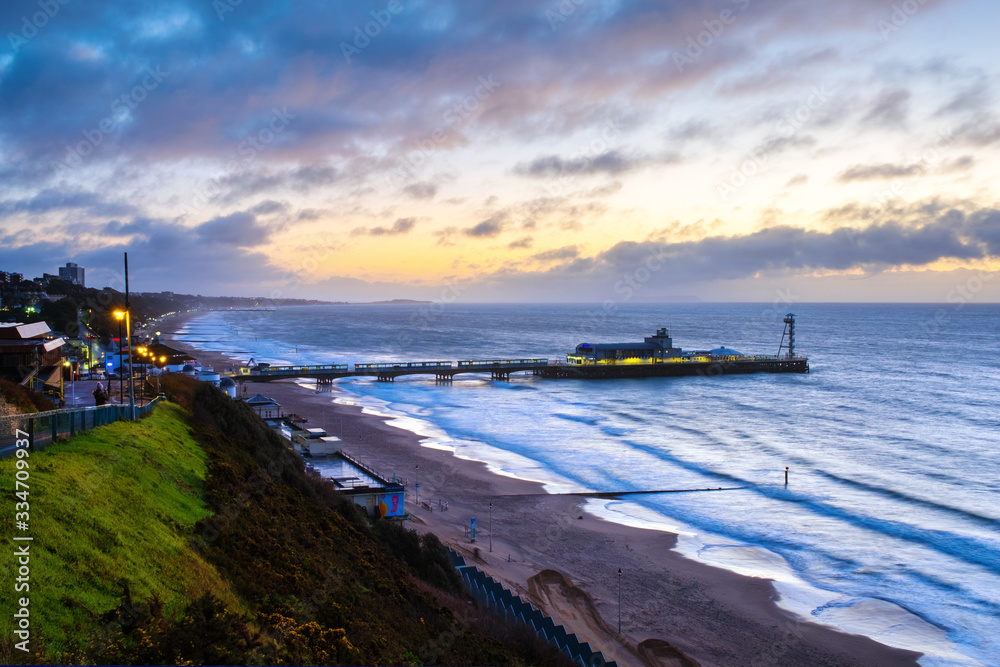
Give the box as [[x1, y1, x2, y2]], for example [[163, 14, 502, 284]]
[[0, 378, 570, 666], [174, 378, 561, 666], [0, 403, 239, 658]]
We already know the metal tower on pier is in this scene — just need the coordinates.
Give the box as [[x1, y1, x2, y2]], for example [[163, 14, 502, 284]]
[[778, 313, 796, 359]]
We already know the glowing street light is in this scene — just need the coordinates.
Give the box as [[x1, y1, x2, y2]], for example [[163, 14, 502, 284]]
[[62, 359, 73, 405], [114, 306, 135, 418]]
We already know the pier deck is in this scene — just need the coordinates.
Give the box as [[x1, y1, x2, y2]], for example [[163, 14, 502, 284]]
[[243, 359, 551, 383], [233, 355, 808, 383]]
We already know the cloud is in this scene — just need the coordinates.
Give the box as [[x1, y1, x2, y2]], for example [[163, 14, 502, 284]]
[[213, 163, 340, 205], [463, 213, 506, 238], [0, 0, 984, 304], [515, 150, 644, 178], [940, 155, 975, 172], [935, 83, 992, 116], [0, 215, 286, 296], [861, 90, 910, 127], [456, 203, 999, 302], [352, 217, 416, 236], [532, 245, 579, 263], [196, 212, 273, 247], [955, 114, 1000, 146], [248, 200, 289, 216], [786, 174, 808, 187], [669, 119, 715, 142], [594, 206, 995, 281], [403, 182, 438, 199], [0, 189, 138, 218], [838, 162, 926, 182], [584, 181, 623, 198]]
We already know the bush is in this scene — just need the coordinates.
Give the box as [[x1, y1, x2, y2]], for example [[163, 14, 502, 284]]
[[87, 591, 258, 665], [0, 377, 56, 414], [373, 521, 463, 595]]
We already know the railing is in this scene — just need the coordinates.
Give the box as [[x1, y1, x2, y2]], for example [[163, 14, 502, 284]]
[[354, 361, 453, 371], [258, 364, 348, 374], [457, 358, 549, 367], [0, 397, 166, 458], [566, 354, 791, 365], [336, 448, 403, 489]]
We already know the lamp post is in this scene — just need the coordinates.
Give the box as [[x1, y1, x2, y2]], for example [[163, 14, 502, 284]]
[[157, 355, 166, 394], [139, 349, 147, 406], [124, 252, 135, 420], [415, 464, 419, 505], [125, 308, 135, 419], [114, 311, 124, 404], [489, 501, 493, 553], [62, 360, 71, 406]]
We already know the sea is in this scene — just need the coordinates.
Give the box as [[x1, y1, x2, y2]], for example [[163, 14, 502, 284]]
[[172, 302, 1000, 666]]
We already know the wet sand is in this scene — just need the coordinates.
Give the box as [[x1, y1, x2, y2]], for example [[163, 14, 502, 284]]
[[163, 310, 921, 667]]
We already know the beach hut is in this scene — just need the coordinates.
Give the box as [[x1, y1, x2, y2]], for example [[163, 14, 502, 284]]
[[243, 393, 281, 419], [219, 377, 237, 398]]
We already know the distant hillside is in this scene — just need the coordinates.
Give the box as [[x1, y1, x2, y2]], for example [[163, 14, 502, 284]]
[[2, 277, 336, 341], [369, 299, 434, 305], [0, 377, 570, 666]]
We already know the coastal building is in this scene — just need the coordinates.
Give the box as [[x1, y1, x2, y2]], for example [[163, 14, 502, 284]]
[[243, 393, 281, 419], [219, 377, 237, 398], [0, 321, 65, 390], [58, 262, 85, 287], [197, 367, 221, 386], [319, 450, 405, 518], [294, 427, 341, 457], [570, 327, 683, 363]]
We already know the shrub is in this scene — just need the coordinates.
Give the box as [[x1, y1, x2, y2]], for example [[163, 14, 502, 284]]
[[0, 377, 56, 413]]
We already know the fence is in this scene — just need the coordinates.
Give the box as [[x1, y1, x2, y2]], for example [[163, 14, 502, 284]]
[[0, 398, 165, 457], [448, 549, 617, 667]]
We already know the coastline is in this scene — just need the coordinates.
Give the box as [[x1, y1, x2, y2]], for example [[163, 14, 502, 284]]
[[162, 310, 922, 667]]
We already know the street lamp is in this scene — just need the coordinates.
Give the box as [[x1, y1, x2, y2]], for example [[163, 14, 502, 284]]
[[62, 360, 72, 406], [489, 501, 493, 553], [138, 350, 147, 405], [114, 311, 124, 404], [125, 308, 135, 419], [157, 355, 167, 394]]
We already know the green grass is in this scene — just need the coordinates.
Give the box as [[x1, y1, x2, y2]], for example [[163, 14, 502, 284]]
[[0, 402, 239, 658], [0, 381, 573, 665]]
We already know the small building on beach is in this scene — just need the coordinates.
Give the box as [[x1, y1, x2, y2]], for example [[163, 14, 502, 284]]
[[242, 393, 281, 419], [312, 450, 406, 519], [219, 377, 237, 398], [277, 419, 406, 519], [294, 427, 341, 457]]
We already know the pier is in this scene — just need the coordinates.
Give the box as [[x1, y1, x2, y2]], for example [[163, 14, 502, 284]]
[[224, 321, 809, 385], [233, 353, 808, 385], [244, 358, 552, 383]]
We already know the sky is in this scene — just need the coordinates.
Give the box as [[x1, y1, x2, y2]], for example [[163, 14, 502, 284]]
[[1, 0, 999, 303]]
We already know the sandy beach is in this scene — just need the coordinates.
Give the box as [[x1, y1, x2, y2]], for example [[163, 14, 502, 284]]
[[162, 311, 921, 667]]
